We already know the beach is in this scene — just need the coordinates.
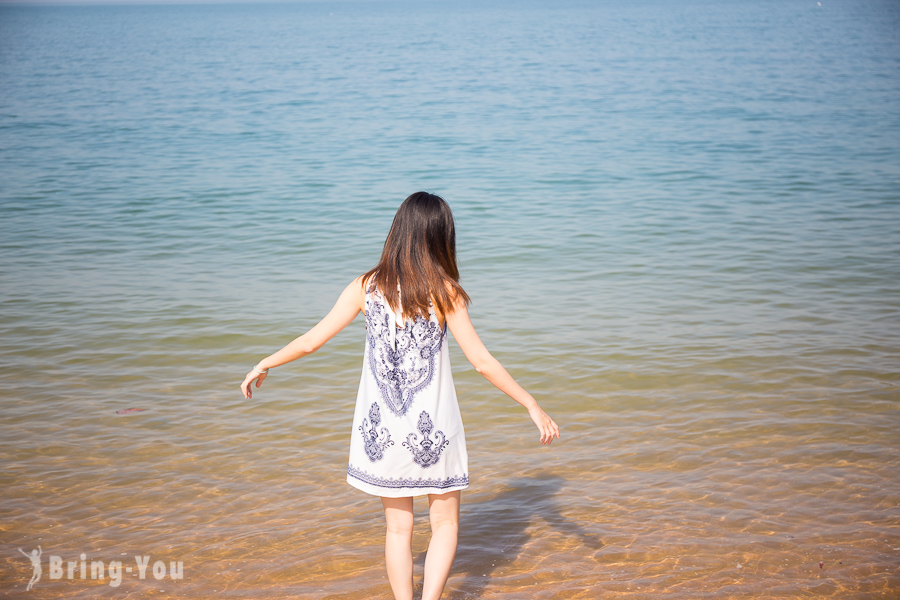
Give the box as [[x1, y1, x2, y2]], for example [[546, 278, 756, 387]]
[[1, 1, 899, 597]]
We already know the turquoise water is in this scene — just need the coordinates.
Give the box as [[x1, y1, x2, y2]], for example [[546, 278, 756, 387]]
[[1, 1, 899, 598]]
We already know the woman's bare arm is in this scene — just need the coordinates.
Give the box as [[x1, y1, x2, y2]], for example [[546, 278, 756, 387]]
[[445, 300, 560, 445], [240, 277, 365, 399]]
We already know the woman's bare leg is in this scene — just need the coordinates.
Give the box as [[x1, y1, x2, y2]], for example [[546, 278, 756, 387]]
[[422, 490, 460, 600], [381, 496, 414, 600]]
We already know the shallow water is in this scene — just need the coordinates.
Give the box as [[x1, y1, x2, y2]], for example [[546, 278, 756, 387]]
[[1, 1, 899, 598]]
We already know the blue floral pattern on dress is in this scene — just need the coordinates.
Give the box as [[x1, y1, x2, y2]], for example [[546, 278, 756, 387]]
[[366, 287, 443, 417], [403, 411, 449, 468], [359, 402, 393, 462], [348, 466, 468, 491]]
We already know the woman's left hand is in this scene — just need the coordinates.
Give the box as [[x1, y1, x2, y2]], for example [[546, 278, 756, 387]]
[[240, 369, 268, 399]]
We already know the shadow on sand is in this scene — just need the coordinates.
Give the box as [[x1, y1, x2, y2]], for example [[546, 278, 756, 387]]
[[415, 474, 602, 599]]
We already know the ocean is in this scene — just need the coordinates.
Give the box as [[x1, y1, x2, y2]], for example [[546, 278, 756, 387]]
[[1, 1, 899, 597]]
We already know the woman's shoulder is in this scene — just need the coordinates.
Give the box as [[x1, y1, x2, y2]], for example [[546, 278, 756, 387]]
[[357, 273, 377, 295], [339, 275, 370, 313], [432, 278, 469, 323]]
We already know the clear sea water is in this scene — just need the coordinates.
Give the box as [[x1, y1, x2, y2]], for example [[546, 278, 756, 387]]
[[1, 1, 899, 598]]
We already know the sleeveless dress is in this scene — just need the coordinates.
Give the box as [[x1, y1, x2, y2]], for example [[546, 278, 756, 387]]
[[346, 284, 469, 498]]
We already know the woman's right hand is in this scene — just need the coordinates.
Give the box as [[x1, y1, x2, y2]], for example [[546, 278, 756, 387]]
[[528, 405, 560, 445], [240, 369, 268, 399]]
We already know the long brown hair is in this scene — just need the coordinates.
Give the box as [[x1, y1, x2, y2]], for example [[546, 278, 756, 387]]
[[363, 191, 470, 321]]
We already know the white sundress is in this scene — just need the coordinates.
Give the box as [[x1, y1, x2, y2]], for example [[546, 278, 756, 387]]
[[346, 284, 469, 498]]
